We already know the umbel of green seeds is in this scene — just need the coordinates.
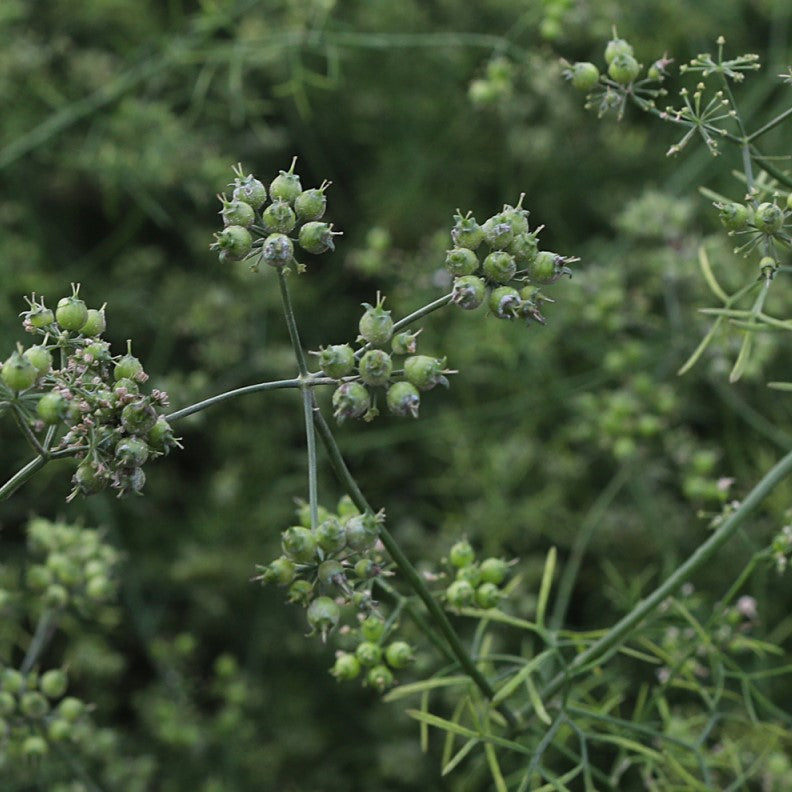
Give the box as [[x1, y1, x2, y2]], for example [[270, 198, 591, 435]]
[[358, 295, 393, 347]]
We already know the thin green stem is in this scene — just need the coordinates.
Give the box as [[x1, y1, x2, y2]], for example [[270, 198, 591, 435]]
[[277, 269, 319, 528], [526, 446, 792, 724], [11, 405, 47, 457], [747, 105, 792, 142], [549, 464, 631, 631], [392, 293, 454, 334], [310, 403, 518, 728], [0, 455, 48, 502], [21, 608, 58, 674], [166, 377, 328, 422]]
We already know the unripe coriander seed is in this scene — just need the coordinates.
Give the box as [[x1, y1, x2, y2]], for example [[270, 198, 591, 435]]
[[569, 61, 600, 91], [315, 344, 355, 379], [358, 296, 394, 347], [332, 382, 371, 423], [307, 596, 341, 640], [269, 158, 303, 204], [451, 275, 486, 310], [358, 349, 393, 387], [386, 381, 420, 418]]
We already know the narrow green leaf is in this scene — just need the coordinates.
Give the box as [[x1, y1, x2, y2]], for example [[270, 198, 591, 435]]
[[729, 319, 780, 332], [697, 246, 729, 302], [420, 690, 429, 753], [383, 675, 471, 702], [525, 672, 552, 725], [591, 734, 663, 760], [678, 316, 723, 375], [441, 696, 468, 768], [729, 331, 753, 383], [767, 381, 792, 391], [492, 650, 553, 706], [441, 737, 479, 776], [455, 607, 542, 634], [405, 710, 534, 756], [406, 709, 478, 739], [536, 546, 557, 629], [484, 742, 508, 792]]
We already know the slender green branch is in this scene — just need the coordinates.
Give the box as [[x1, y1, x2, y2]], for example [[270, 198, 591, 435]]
[[11, 405, 47, 457], [310, 401, 518, 729], [277, 268, 319, 529], [21, 608, 58, 674], [749, 149, 792, 189], [549, 464, 632, 631], [0, 455, 48, 502], [747, 105, 792, 143], [392, 293, 454, 334], [527, 446, 792, 723], [166, 377, 328, 422]]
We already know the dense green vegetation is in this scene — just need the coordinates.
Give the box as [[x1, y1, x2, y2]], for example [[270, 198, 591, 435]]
[[2, 0, 792, 789]]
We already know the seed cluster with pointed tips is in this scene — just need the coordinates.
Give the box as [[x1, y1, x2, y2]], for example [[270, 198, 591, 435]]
[[447, 198, 576, 323], [1, 286, 180, 499], [255, 497, 413, 691], [211, 159, 340, 272], [311, 293, 456, 424]]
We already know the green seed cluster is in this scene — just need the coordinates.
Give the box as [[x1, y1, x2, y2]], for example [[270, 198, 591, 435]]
[[468, 56, 514, 107], [443, 539, 512, 610], [563, 32, 670, 121], [567, 374, 676, 461], [23, 516, 120, 610], [1, 287, 180, 499], [715, 195, 792, 275], [0, 664, 91, 762], [255, 496, 412, 691], [330, 614, 414, 693], [211, 159, 340, 271], [446, 200, 575, 324], [0, 518, 112, 763], [312, 293, 455, 424]]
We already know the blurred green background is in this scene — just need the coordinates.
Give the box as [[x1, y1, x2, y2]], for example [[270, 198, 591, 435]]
[[2, 0, 792, 788]]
